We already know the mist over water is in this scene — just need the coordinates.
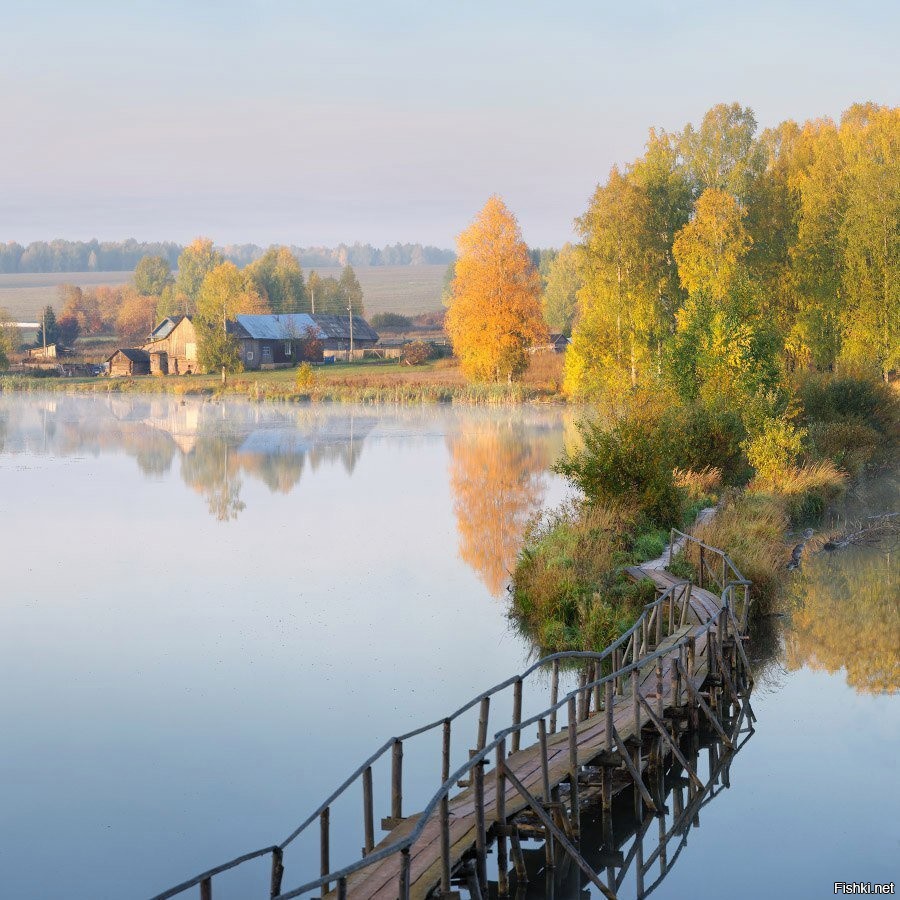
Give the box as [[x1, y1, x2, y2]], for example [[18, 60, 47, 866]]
[[0, 395, 896, 899]]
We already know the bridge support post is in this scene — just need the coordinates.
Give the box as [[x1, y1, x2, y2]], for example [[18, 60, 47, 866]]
[[496, 739, 510, 897], [474, 761, 487, 891], [567, 697, 581, 837], [511, 680, 522, 753], [538, 718, 555, 868], [391, 740, 403, 822]]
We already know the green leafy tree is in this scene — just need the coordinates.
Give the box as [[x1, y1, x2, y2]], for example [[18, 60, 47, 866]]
[[133, 255, 173, 297], [338, 265, 365, 316], [542, 243, 581, 336], [246, 246, 308, 313], [0, 308, 17, 369], [195, 262, 269, 373], [174, 238, 223, 313]]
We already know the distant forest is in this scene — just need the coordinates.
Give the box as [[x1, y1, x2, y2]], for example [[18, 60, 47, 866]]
[[0, 239, 455, 274]]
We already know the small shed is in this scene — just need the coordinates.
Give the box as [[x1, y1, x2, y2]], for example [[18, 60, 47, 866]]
[[108, 348, 151, 376]]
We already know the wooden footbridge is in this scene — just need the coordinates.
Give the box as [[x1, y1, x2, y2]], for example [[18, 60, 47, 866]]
[[152, 532, 754, 900]]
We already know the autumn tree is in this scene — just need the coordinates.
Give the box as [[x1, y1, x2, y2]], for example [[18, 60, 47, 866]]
[[246, 246, 308, 313], [672, 188, 751, 300], [195, 262, 270, 373], [542, 243, 581, 335], [116, 288, 158, 343], [446, 196, 546, 382], [680, 102, 765, 201]]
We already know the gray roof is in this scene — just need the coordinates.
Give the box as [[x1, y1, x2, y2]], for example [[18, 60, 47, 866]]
[[109, 348, 150, 363], [233, 313, 379, 343], [310, 314, 379, 342], [148, 315, 188, 342]]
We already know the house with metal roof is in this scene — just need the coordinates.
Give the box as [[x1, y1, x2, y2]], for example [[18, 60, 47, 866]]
[[230, 313, 379, 369]]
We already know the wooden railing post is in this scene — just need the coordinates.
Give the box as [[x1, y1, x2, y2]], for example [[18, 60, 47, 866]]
[[362, 765, 375, 856], [613, 649, 623, 695], [549, 660, 560, 733], [391, 740, 403, 821], [592, 660, 602, 712], [442, 719, 451, 783], [655, 599, 663, 647], [200, 877, 211, 900], [440, 792, 451, 895], [270, 847, 284, 899], [512, 679, 522, 753], [474, 761, 487, 889], [399, 849, 411, 900], [605, 680, 614, 752], [655, 661, 664, 720], [320, 807, 330, 898], [699, 545, 705, 588], [668, 528, 675, 567]]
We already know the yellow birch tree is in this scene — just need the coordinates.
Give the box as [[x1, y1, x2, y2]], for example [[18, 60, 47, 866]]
[[446, 196, 547, 382]]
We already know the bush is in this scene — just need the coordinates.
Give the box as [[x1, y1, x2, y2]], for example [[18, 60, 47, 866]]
[[370, 312, 413, 331], [807, 420, 879, 475], [754, 461, 846, 525], [294, 362, 316, 392], [401, 341, 433, 366], [742, 416, 807, 482], [557, 413, 682, 528], [664, 400, 747, 482]]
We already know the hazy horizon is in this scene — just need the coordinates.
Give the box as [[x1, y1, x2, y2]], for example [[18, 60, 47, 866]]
[[4, 0, 898, 249]]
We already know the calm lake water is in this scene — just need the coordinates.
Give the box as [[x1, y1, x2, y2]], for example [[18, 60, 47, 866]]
[[0, 394, 896, 900]]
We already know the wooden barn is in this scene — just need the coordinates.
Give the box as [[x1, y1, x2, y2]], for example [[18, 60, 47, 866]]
[[108, 348, 150, 376], [143, 316, 199, 374]]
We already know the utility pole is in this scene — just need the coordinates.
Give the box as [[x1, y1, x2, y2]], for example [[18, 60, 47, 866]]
[[348, 296, 354, 361], [311, 284, 316, 314], [42, 308, 47, 354]]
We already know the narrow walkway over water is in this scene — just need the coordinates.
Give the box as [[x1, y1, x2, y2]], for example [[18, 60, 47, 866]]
[[153, 534, 754, 900]]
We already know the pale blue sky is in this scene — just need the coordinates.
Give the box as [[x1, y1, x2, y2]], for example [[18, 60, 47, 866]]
[[2, 0, 897, 248]]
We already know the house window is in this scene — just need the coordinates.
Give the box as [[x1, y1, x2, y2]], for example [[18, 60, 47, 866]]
[[285, 342, 292, 356], [247, 351, 254, 361]]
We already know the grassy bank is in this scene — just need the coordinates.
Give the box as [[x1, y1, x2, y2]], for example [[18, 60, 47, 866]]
[[512, 374, 898, 653], [0, 354, 566, 405]]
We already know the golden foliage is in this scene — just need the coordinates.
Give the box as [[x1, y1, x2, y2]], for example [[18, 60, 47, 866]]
[[448, 418, 549, 595], [786, 548, 899, 694], [673, 188, 751, 300], [446, 196, 547, 382]]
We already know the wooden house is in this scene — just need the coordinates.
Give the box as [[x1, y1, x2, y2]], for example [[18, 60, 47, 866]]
[[143, 316, 199, 374], [108, 348, 151, 376], [230, 314, 379, 370]]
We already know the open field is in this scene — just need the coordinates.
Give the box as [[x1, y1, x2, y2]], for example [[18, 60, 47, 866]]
[[0, 264, 447, 322], [0, 271, 131, 321]]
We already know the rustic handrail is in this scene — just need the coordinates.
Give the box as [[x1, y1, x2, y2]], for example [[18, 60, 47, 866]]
[[152, 558, 741, 900], [273, 603, 725, 899], [149, 581, 690, 900]]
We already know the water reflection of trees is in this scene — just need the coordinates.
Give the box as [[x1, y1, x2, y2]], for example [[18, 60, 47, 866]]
[[785, 546, 899, 694], [447, 419, 551, 596]]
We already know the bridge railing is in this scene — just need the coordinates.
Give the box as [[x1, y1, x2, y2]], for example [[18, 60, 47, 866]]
[[669, 528, 751, 630], [150, 574, 733, 900]]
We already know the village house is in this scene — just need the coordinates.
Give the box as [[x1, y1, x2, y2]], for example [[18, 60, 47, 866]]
[[230, 313, 379, 370], [108, 348, 151, 376], [142, 315, 199, 375]]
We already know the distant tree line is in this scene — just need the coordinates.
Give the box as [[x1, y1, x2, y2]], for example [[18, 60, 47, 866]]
[[0, 239, 455, 274]]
